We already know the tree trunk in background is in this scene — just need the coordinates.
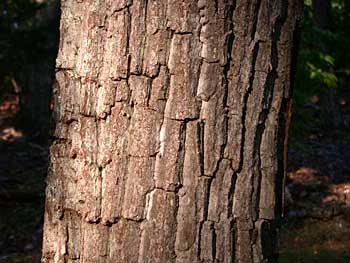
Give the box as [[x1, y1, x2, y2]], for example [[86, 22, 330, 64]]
[[18, 0, 60, 142], [42, 1, 302, 262], [312, 0, 331, 29], [312, 0, 342, 130], [344, 0, 350, 13]]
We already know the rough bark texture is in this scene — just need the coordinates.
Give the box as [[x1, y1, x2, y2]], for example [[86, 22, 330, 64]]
[[42, 1, 302, 262]]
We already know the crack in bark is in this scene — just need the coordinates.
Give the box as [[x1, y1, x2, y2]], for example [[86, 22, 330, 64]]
[[238, 40, 260, 174], [197, 120, 205, 176], [175, 121, 186, 190]]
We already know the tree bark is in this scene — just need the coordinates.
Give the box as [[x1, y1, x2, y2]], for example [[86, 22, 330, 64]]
[[42, 1, 302, 262]]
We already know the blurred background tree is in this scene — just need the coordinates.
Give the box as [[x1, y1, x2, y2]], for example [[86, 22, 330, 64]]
[[293, 0, 350, 137], [0, 0, 59, 143], [0, 2, 60, 260]]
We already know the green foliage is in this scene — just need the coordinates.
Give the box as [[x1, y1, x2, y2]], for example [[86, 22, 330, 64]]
[[292, 0, 350, 137], [295, 3, 337, 97]]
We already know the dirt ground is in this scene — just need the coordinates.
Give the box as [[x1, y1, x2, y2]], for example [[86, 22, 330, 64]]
[[0, 93, 350, 262], [280, 134, 350, 262], [0, 94, 46, 263]]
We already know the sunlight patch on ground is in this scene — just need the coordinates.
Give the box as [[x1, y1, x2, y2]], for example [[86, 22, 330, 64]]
[[324, 183, 350, 205], [0, 94, 23, 142], [0, 94, 19, 116], [0, 127, 23, 142], [288, 167, 330, 185]]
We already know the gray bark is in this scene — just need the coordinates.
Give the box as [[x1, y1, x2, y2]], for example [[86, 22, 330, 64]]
[[42, 0, 302, 262]]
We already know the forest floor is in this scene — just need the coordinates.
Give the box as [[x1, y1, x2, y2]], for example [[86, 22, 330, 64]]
[[280, 133, 350, 262], [0, 94, 46, 263], [0, 93, 350, 262]]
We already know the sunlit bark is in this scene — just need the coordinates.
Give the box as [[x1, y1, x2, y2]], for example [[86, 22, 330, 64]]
[[42, 1, 302, 262]]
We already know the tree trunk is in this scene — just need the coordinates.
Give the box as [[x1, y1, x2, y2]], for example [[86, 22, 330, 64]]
[[42, 1, 302, 262], [16, 0, 60, 142], [312, 0, 342, 130], [312, 0, 331, 30]]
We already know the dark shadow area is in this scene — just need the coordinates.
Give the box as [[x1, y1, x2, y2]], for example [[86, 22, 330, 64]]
[[280, 1, 350, 261], [280, 135, 350, 262], [0, 0, 60, 262], [0, 0, 60, 142]]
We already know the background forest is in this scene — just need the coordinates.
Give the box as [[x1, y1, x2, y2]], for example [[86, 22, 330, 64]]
[[0, 0, 350, 262]]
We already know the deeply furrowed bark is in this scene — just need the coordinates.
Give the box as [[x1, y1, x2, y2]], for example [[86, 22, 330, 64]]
[[42, 1, 302, 262]]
